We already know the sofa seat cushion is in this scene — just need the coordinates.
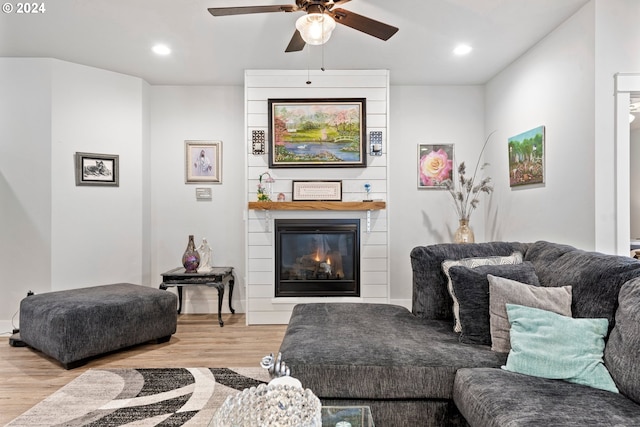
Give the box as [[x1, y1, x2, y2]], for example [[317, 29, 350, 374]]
[[279, 303, 507, 400], [453, 368, 640, 427]]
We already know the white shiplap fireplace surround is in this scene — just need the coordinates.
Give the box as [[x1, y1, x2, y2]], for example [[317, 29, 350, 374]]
[[245, 70, 390, 324]]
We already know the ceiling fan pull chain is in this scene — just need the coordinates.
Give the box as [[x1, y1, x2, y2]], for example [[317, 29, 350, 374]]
[[306, 45, 312, 84]]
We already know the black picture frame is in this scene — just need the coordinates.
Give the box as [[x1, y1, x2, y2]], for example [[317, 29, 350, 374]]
[[268, 98, 366, 168], [74, 152, 119, 187]]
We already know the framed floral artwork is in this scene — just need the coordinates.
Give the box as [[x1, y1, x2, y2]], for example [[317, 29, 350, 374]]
[[185, 140, 222, 184], [418, 144, 454, 189]]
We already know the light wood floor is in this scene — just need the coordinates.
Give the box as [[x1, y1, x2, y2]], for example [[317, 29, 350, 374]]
[[0, 313, 287, 425]]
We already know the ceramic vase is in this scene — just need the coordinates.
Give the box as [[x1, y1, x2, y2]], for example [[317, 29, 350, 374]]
[[182, 235, 200, 273], [454, 219, 475, 243]]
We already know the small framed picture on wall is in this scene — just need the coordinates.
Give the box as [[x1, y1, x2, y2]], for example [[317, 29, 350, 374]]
[[185, 140, 222, 184], [74, 152, 119, 187], [417, 144, 454, 189]]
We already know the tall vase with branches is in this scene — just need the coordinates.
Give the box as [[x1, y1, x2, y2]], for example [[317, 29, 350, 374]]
[[443, 131, 495, 243]]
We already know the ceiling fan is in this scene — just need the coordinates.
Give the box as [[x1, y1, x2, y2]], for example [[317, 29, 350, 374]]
[[207, 0, 399, 52]]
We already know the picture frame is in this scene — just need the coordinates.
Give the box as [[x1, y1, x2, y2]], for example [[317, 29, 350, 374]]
[[74, 152, 119, 187], [292, 180, 342, 201], [268, 98, 366, 168], [417, 144, 454, 189], [508, 126, 545, 187], [185, 140, 222, 184]]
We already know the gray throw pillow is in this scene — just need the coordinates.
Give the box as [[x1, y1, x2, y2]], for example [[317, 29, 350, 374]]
[[604, 278, 640, 404], [448, 262, 540, 345], [442, 252, 523, 332], [488, 274, 572, 353]]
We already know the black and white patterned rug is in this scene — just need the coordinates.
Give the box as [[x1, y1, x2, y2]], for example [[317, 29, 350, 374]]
[[6, 368, 271, 426]]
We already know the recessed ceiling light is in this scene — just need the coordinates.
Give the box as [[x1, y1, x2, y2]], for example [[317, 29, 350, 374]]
[[152, 44, 171, 55], [453, 44, 472, 56]]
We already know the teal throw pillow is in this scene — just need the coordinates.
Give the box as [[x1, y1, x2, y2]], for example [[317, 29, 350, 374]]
[[503, 304, 618, 393]]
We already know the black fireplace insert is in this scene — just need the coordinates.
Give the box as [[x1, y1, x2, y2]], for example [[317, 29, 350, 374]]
[[274, 219, 360, 297]]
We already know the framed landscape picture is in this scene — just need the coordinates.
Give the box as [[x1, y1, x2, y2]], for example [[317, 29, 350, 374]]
[[508, 126, 545, 187], [417, 144, 454, 189], [74, 152, 119, 187], [185, 140, 222, 184], [268, 98, 366, 168]]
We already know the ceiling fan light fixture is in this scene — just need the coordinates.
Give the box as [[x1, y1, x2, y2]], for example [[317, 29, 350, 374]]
[[296, 13, 336, 45]]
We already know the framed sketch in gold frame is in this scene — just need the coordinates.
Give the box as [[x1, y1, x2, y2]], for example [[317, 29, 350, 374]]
[[185, 140, 222, 184], [292, 180, 342, 201]]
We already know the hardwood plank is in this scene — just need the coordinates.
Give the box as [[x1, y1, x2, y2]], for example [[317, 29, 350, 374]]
[[0, 314, 287, 425]]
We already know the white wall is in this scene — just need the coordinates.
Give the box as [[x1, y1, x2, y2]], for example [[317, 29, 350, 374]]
[[149, 85, 246, 313], [483, 2, 596, 249], [50, 60, 147, 289], [0, 59, 52, 333], [0, 59, 149, 333], [593, 0, 640, 253], [630, 127, 640, 239], [389, 85, 485, 305]]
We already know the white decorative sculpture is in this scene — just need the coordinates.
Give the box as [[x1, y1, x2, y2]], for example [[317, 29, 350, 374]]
[[196, 238, 212, 272]]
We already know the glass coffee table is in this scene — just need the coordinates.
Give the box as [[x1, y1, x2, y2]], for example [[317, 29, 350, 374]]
[[321, 406, 374, 427], [209, 405, 374, 427]]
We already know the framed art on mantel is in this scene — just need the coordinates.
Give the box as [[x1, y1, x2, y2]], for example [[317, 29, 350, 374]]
[[508, 126, 545, 187], [417, 144, 454, 189], [185, 140, 222, 184], [268, 98, 367, 168]]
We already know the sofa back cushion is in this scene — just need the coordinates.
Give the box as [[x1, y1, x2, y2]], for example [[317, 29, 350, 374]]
[[604, 278, 640, 404], [410, 242, 528, 320], [524, 240, 640, 330]]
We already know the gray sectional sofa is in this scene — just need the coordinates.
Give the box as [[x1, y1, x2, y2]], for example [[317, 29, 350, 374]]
[[279, 241, 640, 426]]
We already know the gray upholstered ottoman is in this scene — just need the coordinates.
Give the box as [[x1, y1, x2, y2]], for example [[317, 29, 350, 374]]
[[19, 283, 178, 369]]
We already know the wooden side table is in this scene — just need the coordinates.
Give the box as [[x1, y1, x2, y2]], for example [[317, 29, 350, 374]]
[[159, 266, 235, 327]]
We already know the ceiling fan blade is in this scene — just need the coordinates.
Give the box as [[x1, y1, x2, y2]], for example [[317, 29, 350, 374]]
[[331, 0, 352, 7], [285, 30, 306, 52], [208, 5, 297, 16], [331, 8, 398, 41]]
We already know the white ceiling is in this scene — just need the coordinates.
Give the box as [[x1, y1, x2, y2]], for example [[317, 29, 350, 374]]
[[0, 0, 590, 86]]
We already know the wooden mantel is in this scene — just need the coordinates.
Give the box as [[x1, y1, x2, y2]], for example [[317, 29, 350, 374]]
[[248, 201, 386, 211]]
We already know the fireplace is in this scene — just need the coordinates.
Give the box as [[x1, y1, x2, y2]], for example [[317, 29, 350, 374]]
[[274, 219, 360, 297]]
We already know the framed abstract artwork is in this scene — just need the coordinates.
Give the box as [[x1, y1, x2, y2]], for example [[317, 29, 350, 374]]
[[508, 126, 545, 187], [185, 140, 222, 184], [417, 144, 454, 189], [268, 98, 366, 168]]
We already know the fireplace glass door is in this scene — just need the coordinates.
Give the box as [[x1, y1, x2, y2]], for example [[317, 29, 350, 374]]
[[275, 219, 360, 297]]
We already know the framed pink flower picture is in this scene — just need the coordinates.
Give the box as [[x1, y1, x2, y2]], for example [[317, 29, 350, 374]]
[[418, 144, 454, 189]]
